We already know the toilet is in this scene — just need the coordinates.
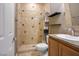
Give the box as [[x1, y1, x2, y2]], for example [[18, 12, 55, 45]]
[[35, 35, 49, 52]]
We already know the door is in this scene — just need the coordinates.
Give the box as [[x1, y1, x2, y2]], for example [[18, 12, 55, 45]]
[[0, 3, 15, 56]]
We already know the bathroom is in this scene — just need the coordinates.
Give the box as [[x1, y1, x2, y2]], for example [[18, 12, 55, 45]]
[[0, 3, 79, 56]]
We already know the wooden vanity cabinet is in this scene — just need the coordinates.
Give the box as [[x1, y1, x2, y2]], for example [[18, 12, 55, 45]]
[[48, 37, 79, 56], [48, 37, 59, 56], [61, 44, 79, 56]]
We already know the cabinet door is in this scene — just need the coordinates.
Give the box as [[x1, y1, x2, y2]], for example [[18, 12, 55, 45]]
[[48, 38, 59, 56], [61, 45, 79, 56]]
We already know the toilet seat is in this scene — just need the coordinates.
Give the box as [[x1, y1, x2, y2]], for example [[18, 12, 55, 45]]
[[35, 35, 49, 52], [35, 43, 48, 52]]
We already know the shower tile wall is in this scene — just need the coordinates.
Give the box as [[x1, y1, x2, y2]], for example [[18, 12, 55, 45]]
[[16, 4, 47, 47]]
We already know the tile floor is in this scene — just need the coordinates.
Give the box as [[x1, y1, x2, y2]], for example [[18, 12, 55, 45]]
[[17, 44, 48, 56]]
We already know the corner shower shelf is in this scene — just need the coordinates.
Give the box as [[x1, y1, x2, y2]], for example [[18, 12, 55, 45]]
[[48, 12, 61, 17]]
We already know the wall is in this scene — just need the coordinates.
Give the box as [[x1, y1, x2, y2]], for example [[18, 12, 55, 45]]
[[16, 3, 49, 47], [63, 3, 72, 34], [50, 3, 64, 14], [63, 3, 79, 35], [49, 3, 76, 34], [49, 3, 66, 34], [66, 3, 79, 36]]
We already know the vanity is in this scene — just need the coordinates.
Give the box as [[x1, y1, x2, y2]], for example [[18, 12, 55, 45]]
[[48, 34, 79, 56]]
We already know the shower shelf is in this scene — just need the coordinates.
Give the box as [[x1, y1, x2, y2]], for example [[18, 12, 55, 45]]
[[48, 12, 61, 17], [49, 24, 61, 26]]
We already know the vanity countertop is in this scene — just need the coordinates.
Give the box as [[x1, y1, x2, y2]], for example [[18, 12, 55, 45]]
[[48, 34, 79, 52]]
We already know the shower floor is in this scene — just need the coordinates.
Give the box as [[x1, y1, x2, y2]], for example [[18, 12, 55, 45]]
[[17, 44, 48, 56]]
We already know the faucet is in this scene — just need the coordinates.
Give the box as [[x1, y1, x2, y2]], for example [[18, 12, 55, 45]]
[[67, 27, 75, 36]]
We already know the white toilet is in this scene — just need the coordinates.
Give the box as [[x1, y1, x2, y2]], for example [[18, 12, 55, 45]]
[[35, 35, 49, 52]]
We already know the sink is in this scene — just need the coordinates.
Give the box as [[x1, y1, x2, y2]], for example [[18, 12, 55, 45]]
[[55, 34, 79, 41]]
